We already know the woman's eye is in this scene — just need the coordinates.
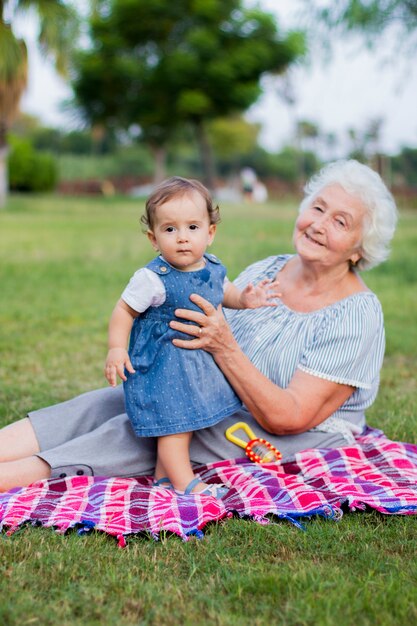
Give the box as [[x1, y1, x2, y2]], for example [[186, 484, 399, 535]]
[[313, 205, 323, 212], [335, 218, 346, 228]]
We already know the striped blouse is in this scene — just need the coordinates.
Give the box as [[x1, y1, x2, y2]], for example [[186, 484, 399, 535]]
[[225, 255, 385, 441]]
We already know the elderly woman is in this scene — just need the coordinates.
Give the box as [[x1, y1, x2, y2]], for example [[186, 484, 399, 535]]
[[0, 160, 397, 491]]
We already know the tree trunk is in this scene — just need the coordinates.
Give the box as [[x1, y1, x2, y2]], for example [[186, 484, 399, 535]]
[[194, 120, 216, 191], [150, 144, 167, 184], [0, 146, 8, 209]]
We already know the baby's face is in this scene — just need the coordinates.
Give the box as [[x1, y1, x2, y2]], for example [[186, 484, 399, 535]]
[[147, 191, 216, 271]]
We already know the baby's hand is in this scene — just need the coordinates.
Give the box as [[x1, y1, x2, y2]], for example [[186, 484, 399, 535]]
[[239, 279, 281, 309], [104, 348, 135, 387]]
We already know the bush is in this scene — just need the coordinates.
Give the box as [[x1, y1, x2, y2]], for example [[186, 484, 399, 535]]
[[8, 136, 57, 192]]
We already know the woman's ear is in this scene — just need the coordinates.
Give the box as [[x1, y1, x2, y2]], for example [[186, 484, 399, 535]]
[[147, 230, 159, 251], [350, 249, 362, 266], [208, 223, 217, 246]]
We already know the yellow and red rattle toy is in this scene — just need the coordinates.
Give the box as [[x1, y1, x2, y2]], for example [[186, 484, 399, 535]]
[[225, 422, 282, 464]]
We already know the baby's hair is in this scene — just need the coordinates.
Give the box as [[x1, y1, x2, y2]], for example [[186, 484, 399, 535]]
[[141, 176, 221, 231]]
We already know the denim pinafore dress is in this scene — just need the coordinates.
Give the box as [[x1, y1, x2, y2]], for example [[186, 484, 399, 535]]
[[124, 254, 242, 437]]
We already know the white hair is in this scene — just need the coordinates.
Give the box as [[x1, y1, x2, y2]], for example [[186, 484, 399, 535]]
[[299, 160, 398, 271]]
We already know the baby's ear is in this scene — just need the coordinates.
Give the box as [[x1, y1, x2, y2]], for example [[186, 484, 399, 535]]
[[208, 223, 217, 245], [147, 230, 159, 251]]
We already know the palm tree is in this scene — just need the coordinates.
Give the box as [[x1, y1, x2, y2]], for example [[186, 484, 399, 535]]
[[0, 0, 79, 207]]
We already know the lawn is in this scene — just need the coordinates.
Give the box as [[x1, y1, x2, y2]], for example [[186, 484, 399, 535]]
[[0, 192, 416, 626]]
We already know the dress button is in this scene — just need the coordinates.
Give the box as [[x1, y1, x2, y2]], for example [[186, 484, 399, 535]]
[[59, 473, 67, 478], [76, 470, 84, 476], [159, 266, 167, 272]]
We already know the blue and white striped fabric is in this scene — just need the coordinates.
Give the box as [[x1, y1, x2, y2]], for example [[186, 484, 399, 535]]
[[225, 255, 385, 440]]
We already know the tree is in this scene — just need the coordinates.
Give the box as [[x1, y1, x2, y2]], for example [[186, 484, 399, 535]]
[[209, 115, 259, 156], [0, 0, 79, 206], [72, 0, 305, 187], [391, 146, 417, 186], [346, 118, 385, 161], [237, 144, 320, 183], [296, 120, 320, 152], [302, 0, 417, 50], [293, 119, 322, 182]]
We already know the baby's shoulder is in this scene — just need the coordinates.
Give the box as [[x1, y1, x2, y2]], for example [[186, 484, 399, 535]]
[[204, 253, 222, 265], [146, 256, 172, 276]]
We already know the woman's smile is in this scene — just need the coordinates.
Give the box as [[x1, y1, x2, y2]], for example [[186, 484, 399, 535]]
[[304, 232, 325, 247]]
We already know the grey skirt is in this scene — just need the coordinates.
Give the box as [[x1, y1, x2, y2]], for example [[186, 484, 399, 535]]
[[29, 385, 349, 479]]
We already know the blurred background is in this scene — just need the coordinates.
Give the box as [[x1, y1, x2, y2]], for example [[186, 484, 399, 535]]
[[1, 0, 416, 206]]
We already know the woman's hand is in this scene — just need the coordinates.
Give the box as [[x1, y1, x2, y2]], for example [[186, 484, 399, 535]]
[[104, 348, 135, 387], [170, 293, 236, 356]]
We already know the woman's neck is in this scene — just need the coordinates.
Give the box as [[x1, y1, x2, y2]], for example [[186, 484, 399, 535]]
[[278, 255, 367, 312], [292, 256, 354, 295]]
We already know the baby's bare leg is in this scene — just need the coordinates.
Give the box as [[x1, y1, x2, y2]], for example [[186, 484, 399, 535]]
[[0, 418, 40, 462], [155, 432, 195, 491], [156, 433, 227, 495], [156, 433, 228, 496], [0, 456, 51, 492]]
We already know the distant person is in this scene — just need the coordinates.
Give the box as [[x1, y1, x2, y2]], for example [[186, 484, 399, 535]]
[[240, 167, 257, 202], [0, 161, 397, 500]]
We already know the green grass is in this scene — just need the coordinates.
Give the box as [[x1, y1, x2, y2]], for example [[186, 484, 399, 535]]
[[1, 193, 417, 625]]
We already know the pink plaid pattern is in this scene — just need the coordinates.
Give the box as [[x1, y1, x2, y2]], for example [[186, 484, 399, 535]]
[[1, 429, 417, 545]]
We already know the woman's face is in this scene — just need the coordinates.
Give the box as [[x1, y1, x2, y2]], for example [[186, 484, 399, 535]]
[[293, 184, 367, 268]]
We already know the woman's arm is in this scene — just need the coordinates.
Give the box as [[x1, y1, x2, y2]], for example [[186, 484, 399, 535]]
[[170, 294, 355, 435]]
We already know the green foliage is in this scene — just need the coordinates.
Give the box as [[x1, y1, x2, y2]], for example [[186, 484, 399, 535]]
[[228, 145, 321, 182], [303, 0, 417, 49], [113, 145, 155, 177], [266, 146, 321, 181], [55, 141, 322, 185], [72, 0, 305, 182], [11, 115, 119, 156], [391, 146, 417, 187], [0, 20, 26, 84], [30, 126, 64, 152], [208, 116, 260, 160], [30, 127, 118, 155], [0, 1, 80, 115], [0, 1, 80, 205], [33, 128, 92, 154], [57, 145, 154, 181], [8, 136, 57, 192]]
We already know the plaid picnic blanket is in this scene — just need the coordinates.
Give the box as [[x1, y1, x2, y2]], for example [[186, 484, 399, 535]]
[[1, 429, 417, 546]]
